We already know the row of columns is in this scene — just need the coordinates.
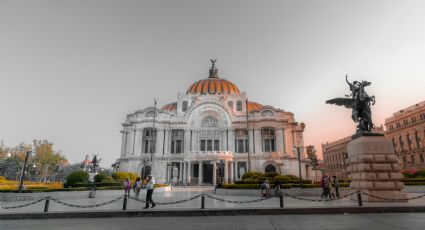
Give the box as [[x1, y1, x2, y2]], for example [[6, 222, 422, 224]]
[[165, 160, 242, 185]]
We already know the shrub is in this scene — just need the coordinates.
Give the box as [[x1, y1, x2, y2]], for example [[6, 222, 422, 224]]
[[128, 172, 139, 182], [112, 172, 130, 181], [0, 176, 6, 183], [66, 171, 89, 187], [241, 172, 264, 180], [285, 175, 299, 180], [414, 170, 425, 178], [403, 169, 416, 178], [94, 173, 108, 182], [274, 175, 292, 182], [264, 172, 278, 178]]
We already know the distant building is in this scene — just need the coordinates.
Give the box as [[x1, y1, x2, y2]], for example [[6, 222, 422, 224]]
[[322, 126, 383, 180], [384, 101, 425, 170]]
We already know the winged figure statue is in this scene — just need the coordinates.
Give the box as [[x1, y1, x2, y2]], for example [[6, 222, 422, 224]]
[[326, 75, 376, 134]]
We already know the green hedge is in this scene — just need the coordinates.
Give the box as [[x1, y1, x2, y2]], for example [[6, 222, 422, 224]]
[[112, 172, 130, 181], [235, 179, 312, 185], [404, 182, 425, 186], [0, 187, 124, 193], [66, 171, 89, 187], [403, 178, 425, 182], [94, 173, 108, 182]]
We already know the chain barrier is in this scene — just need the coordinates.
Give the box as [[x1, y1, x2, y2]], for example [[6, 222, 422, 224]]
[[50, 196, 122, 208], [360, 191, 425, 202], [129, 194, 203, 205], [204, 194, 273, 204], [280, 191, 358, 202], [1, 197, 47, 209]]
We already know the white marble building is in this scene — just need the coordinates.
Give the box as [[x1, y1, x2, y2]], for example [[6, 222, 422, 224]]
[[116, 60, 310, 184]]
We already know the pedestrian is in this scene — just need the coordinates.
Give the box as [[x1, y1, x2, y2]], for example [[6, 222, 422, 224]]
[[134, 177, 142, 199], [261, 179, 271, 197], [328, 177, 335, 200], [144, 175, 156, 209], [332, 176, 340, 199], [123, 178, 131, 198], [320, 175, 330, 200]]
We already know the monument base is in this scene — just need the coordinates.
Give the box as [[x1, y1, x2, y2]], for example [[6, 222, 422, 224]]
[[347, 135, 407, 202]]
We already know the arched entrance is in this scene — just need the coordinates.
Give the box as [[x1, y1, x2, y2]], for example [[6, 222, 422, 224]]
[[265, 164, 276, 173]]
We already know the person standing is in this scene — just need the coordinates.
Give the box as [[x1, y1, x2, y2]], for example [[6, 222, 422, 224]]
[[123, 178, 131, 198], [332, 176, 340, 199], [144, 175, 156, 209], [134, 177, 142, 199]]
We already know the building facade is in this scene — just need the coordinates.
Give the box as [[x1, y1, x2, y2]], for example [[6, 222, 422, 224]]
[[116, 61, 309, 184], [384, 101, 425, 170]]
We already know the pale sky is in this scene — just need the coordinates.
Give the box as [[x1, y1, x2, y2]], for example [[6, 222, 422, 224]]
[[1, 0, 424, 167]]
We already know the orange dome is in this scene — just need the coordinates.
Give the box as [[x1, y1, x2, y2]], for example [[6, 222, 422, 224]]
[[247, 101, 263, 112], [186, 59, 240, 95], [186, 78, 240, 95], [161, 102, 177, 112]]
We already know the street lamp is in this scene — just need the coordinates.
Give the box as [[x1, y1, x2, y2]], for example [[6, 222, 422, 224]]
[[18, 150, 35, 193]]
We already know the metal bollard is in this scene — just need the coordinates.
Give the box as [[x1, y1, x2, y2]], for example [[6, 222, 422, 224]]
[[44, 197, 50, 212], [201, 195, 205, 209], [357, 192, 363, 206], [279, 194, 284, 208], [123, 196, 127, 210]]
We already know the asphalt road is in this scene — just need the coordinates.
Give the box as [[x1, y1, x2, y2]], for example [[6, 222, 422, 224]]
[[1, 213, 424, 230]]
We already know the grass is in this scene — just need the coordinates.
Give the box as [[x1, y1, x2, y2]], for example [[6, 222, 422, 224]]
[[0, 180, 63, 190]]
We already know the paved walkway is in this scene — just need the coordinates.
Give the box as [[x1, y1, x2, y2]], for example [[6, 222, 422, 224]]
[[1, 214, 424, 230], [1, 187, 425, 213]]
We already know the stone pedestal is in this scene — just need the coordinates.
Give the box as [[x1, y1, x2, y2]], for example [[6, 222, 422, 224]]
[[347, 135, 407, 202]]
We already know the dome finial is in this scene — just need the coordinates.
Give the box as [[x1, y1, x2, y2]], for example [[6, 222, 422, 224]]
[[209, 59, 218, 78]]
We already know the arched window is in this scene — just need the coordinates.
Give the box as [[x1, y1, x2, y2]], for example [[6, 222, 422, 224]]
[[261, 110, 273, 117], [261, 127, 276, 152], [265, 164, 276, 173]]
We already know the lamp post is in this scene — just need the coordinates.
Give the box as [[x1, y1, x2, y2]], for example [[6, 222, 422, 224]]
[[18, 150, 34, 193]]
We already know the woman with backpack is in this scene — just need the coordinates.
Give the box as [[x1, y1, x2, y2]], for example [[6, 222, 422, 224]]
[[123, 178, 131, 198]]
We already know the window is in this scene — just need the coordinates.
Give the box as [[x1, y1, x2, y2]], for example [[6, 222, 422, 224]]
[[396, 122, 401, 128], [412, 117, 417, 123], [407, 134, 412, 150], [389, 124, 394, 131], [235, 129, 248, 153], [171, 129, 184, 154], [403, 120, 408, 126], [392, 139, 397, 152], [399, 136, 404, 150], [236, 101, 242, 111], [228, 101, 233, 109], [142, 128, 157, 153], [411, 155, 415, 165], [415, 131, 421, 149], [214, 140, 219, 151], [261, 127, 276, 152], [182, 101, 188, 112], [207, 140, 212, 151], [200, 140, 206, 151]]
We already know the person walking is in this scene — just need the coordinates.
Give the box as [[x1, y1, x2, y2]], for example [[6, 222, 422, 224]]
[[332, 176, 340, 199], [261, 179, 271, 197], [123, 178, 131, 198], [144, 175, 156, 209], [320, 175, 330, 200]]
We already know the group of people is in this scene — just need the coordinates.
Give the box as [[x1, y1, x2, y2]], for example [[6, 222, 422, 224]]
[[123, 175, 156, 209], [261, 179, 282, 197], [320, 175, 340, 200]]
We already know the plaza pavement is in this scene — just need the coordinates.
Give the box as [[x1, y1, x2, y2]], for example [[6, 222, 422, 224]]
[[1, 213, 425, 230], [1, 186, 425, 214]]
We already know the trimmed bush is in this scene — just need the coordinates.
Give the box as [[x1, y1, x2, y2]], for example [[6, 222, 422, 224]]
[[241, 172, 264, 180], [264, 172, 278, 178], [414, 170, 425, 178], [66, 171, 89, 187], [74, 181, 123, 188], [112, 172, 130, 181], [94, 173, 108, 182], [128, 172, 139, 182], [274, 175, 292, 181], [0, 176, 6, 183]]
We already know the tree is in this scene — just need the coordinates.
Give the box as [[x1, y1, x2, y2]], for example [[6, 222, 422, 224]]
[[0, 157, 21, 180], [33, 140, 68, 181], [56, 163, 84, 182], [91, 155, 101, 173]]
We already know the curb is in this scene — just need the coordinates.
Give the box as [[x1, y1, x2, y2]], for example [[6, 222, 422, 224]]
[[1, 206, 425, 219]]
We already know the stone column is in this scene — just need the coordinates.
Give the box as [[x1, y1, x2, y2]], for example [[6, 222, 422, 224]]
[[179, 162, 183, 184], [167, 162, 172, 184], [191, 131, 196, 151], [254, 129, 262, 153], [187, 161, 191, 185], [121, 131, 126, 157], [198, 161, 203, 185], [229, 130, 235, 153], [347, 135, 407, 202], [276, 129, 284, 154], [229, 161, 234, 183], [182, 162, 186, 185], [184, 130, 191, 154], [163, 129, 169, 154], [224, 161, 229, 184], [212, 161, 217, 185], [156, 129, 164, 155]]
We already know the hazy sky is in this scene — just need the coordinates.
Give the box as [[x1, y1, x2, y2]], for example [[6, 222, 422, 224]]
[[1, 0, 424, 167]]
